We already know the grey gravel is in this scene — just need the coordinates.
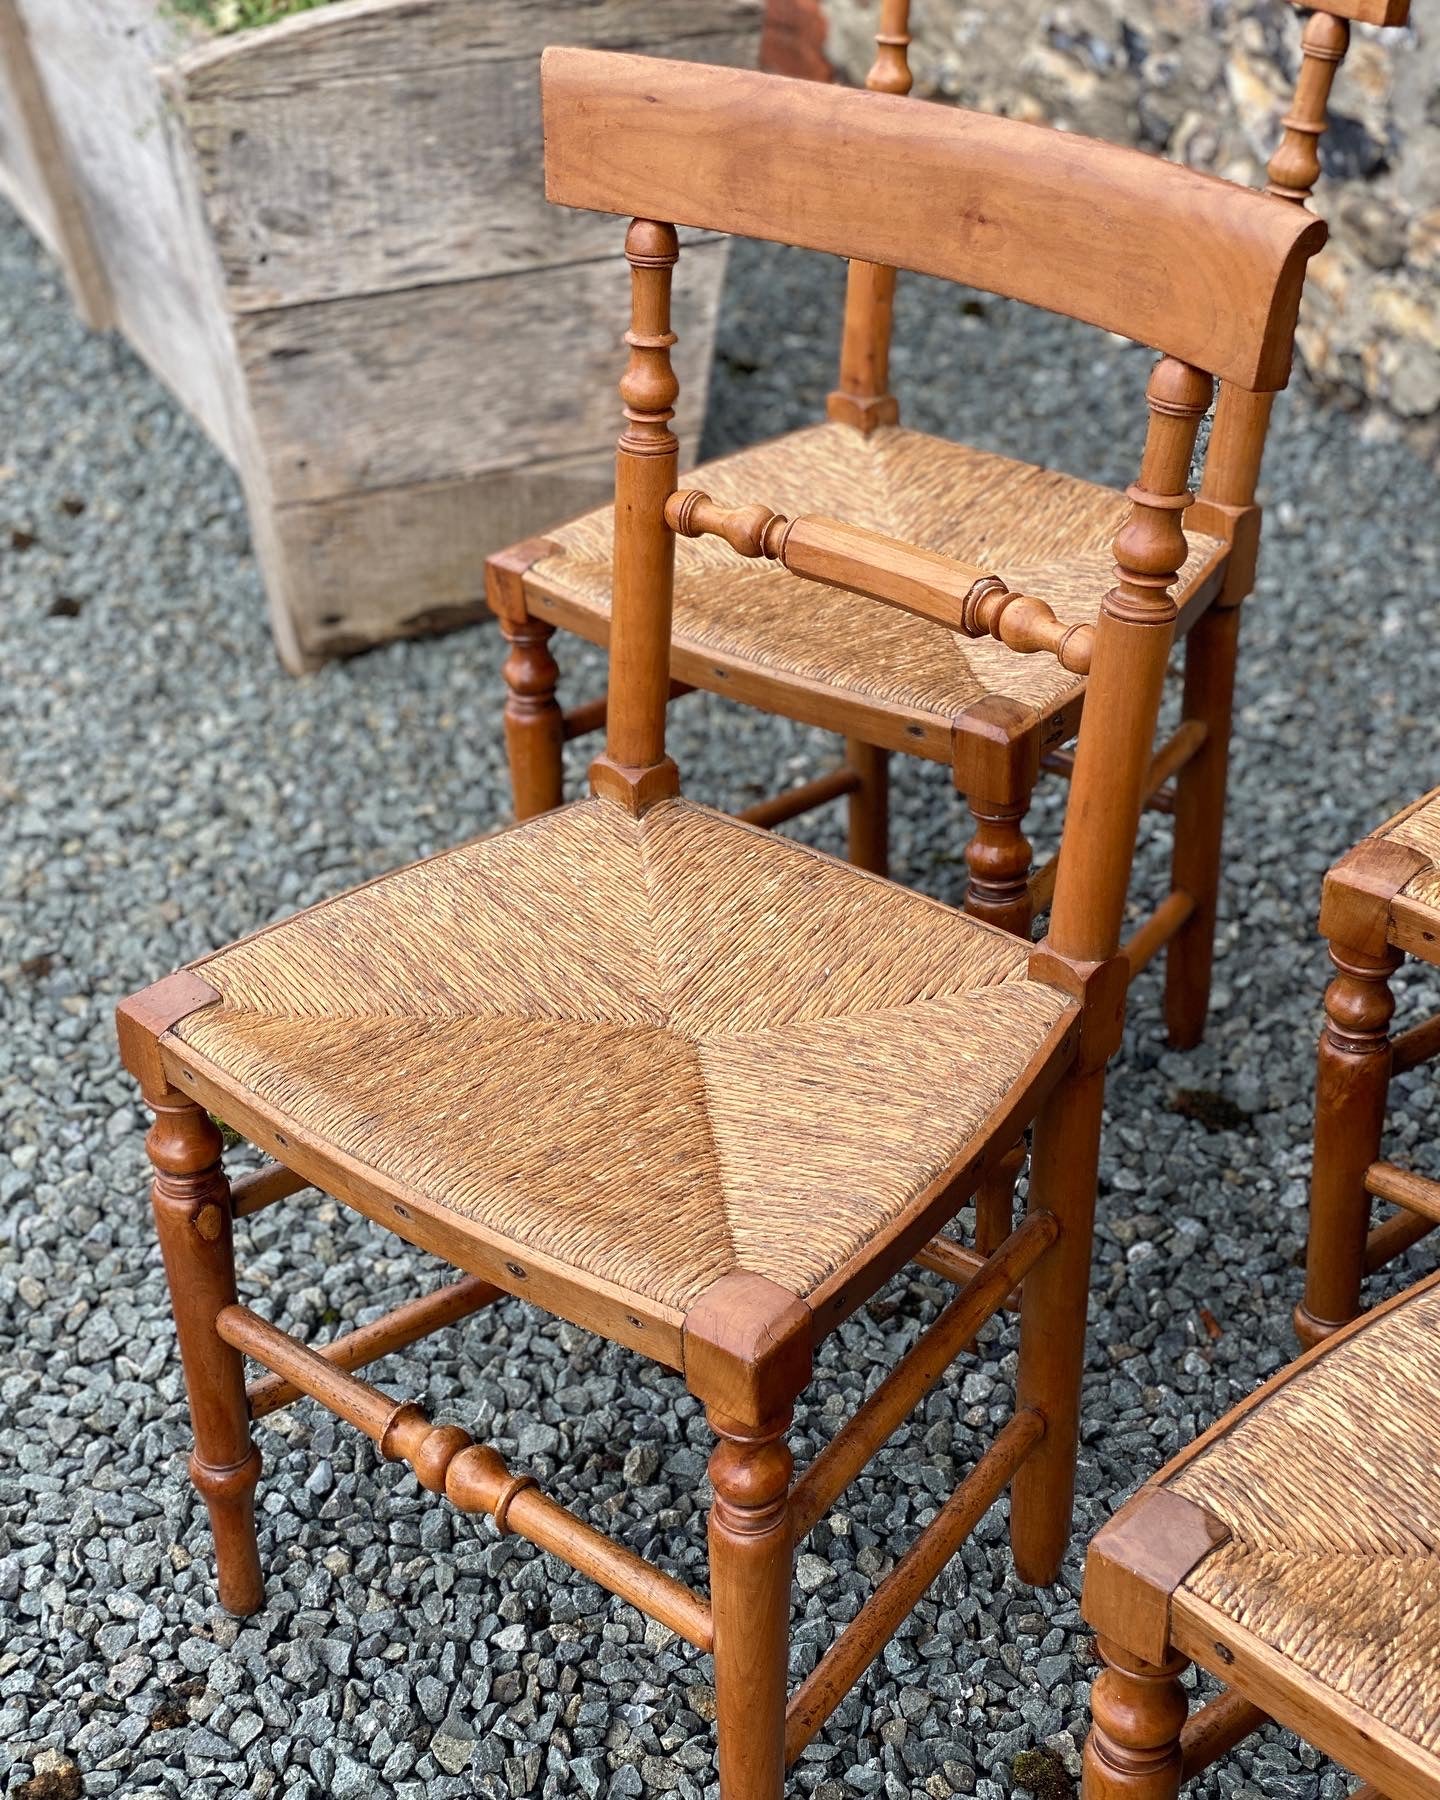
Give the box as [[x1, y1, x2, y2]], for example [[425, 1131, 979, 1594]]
[[4, 200, 1440, 1800]]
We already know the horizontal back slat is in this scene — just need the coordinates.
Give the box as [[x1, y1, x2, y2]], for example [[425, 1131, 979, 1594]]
[[542, 50, 1327, 392]]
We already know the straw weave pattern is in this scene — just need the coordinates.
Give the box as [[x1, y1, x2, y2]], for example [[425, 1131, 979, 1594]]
[[1388, 786, 1440, 912], [1173, 1283, 1440, 1756], [177, 799, 1072, 1312], [532, 424, 1224, 729]]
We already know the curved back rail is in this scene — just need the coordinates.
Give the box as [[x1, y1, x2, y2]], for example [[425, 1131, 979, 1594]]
[[542, 49, 1325, 393]]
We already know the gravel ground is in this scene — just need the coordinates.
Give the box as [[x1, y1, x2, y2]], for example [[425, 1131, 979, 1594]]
[[3, 204, 1439, 1800]]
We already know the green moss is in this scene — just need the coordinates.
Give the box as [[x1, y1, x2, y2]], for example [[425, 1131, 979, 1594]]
[[1011, 1747, 1076, 1800], [169, 0, 335, 33]]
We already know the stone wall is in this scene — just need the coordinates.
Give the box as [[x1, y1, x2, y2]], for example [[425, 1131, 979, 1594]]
[[816, 0, 1438, 440]]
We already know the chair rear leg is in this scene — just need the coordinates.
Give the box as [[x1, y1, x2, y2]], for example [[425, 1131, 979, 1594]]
[[500, 614, 565, 820], [1083, 1642, 1190, 1799], [147, 1090, 264, 1616], [1164, 605, 1241, 1049], [1295, 942, 1398, 1348], [845, 738, 890, 875], [708, 1406, 793, 1800], [1011, 1063, 1104, 1586]]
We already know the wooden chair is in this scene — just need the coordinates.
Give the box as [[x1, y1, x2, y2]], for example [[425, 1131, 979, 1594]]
[[117, 53, 1322, 1799], [487, 0, 1404, 1054], [1296, 786, 1440, 1346], [1080, 1269, 1440, 1800]]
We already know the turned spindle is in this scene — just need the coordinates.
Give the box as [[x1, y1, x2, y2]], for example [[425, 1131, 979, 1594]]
[[1267, 11, 1350, 206], [827, 0, 913, 432], [591, 219, 683, 815]]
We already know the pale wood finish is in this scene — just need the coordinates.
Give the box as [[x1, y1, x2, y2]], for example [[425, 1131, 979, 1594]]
[[1, 0, 755, 668], [0, 0, 110, 328], [542, 51, 1323, 391]]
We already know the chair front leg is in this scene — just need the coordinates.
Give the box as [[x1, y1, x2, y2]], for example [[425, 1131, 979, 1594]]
[[1083, 1641, 1190, 1799], [708, 1405, 794, 1800], [1164, 603, 1242, 1049], [147, 1090, 264, 1616], [500, 613, 566, 820], [1010, 1062, 1105, 1586], [963, 785, 1036, 937]]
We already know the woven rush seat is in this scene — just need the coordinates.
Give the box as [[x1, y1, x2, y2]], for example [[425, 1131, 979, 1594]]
[[1086, 1273, 1440, 1792], [1376, 784, 1440, 916], [523, 423, 1228, 742], [162, 797, 1076, 1334]]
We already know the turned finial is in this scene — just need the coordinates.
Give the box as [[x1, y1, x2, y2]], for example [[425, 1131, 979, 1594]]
[[867, 0, 913, 95], [1266, 11, 1350, 206], [619, 219, 680, 454], [1107, 358, 1213, 626]]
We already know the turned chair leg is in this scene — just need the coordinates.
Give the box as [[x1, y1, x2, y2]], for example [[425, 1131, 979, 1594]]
[[1083, 1641, 1190, 1799], [1295, 941, 1399, 1347], [845, 738, 890, 875], [708, 1406, 794, 1800], [1164, 606, 1241, 1049], [963, 788, 1035, 938], [1011, 1064, 1105, 1585], [500, 613, 565, 821], [147, 1090, 264, 1616]]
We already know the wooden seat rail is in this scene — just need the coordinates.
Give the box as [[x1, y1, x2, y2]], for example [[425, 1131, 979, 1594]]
[[784, 1408, 1044, 1761], [245, 1274, 502, 1419], [1392, 1009, 1440, 1075], [230, 1161, 310, 1218], [1365, 1160, 1440, 1224], [791, 1210, 1057, 1540], [218, 1302, 717, 1651]]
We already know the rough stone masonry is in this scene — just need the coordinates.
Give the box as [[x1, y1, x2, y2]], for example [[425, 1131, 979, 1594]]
[[810, 0, 1439, 448]]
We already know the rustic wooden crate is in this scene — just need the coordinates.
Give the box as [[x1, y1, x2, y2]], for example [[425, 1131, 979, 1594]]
[[0, 0, 762, 669]]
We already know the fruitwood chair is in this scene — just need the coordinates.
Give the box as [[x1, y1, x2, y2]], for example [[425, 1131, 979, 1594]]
[[487, 0, 1404, 1054], [1296, 786, 1440, 1345], [1081, 1270, 1440, 1800], [117, 52, 1322, 1799]]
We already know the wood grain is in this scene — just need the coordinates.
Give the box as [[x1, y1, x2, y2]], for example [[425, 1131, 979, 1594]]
[[235, 239, 728, 507], [542, 48, 1326, 390]]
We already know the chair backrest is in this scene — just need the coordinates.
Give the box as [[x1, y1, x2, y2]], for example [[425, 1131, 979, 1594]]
[[827, 0, 1410, 438], [540, 50, 1325, 968]]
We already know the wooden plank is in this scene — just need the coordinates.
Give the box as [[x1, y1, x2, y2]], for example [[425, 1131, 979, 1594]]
[[236, 235, 729, 506], [173, 19, 761, 310], [0, 0, 111, 325], [176, 0, 763, 94], [17, 0, 240, 458], [265, 449, 618, 663], [542, 48, 1326, 391]]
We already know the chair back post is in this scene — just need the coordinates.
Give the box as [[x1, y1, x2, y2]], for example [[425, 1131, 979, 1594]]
[[827, 0, 912, 434], [1045, 357, 1215, 966], [590, 218, 683, 814], [1197, 7, 1360, 557]]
